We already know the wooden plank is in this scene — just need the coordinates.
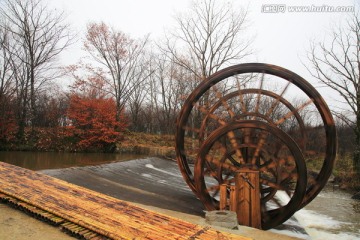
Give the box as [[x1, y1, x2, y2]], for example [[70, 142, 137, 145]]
[[219, 184, 227, 210], [229, 185, 237, 212], [0, 162, 251, 240], [235, 170, 261, 229]]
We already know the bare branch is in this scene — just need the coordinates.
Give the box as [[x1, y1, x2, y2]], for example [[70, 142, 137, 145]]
[[306, 12, 360, 124], [81, 22, 153, 120], [160, 0, 253, 80]]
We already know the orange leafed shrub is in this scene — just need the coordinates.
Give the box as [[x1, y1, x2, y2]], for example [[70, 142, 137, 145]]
[[67, 95, 127, 151]]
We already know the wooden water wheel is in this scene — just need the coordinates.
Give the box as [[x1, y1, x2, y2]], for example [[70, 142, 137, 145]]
[[175, 63, 337, 229]]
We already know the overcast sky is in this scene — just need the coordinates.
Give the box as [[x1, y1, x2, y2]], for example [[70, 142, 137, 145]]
[[47, 0, 358, 107]]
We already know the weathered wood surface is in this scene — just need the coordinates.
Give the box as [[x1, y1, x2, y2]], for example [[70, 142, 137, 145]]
[[0, 162, 251, 240], [235, 170, 261, 229]]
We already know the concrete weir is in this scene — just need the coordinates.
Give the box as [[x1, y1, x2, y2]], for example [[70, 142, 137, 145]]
[[0, 158, 304, 239]]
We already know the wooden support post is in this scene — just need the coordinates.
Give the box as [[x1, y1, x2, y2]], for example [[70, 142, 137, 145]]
[[219, 184, 227, 210], [229, 185, 237, 212], [235, 169, 261, 229]]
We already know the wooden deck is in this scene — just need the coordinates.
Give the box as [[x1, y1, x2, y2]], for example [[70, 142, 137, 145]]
[[0, 162, 251, 240]]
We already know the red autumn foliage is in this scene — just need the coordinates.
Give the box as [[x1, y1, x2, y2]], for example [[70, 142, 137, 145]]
[[65, 73, 128, 151], [66, 95, 127, 151]]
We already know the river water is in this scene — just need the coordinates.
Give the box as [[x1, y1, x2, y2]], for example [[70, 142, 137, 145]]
[[296, 187, 360, 240], [0, 151, 359, 239], [0, 151, 145, 170]]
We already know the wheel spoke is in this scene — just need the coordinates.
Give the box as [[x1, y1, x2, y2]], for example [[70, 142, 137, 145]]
[[260, 179, 286, 191], [259, 159, 277, 171], [251, 130, 269, 165], [226, 131, 245, 164], [271, 195, 284, 208], [205, 155, 239, 172], [254, 72, 265, 117], [261, 187, 273, 194], [236, 80, 248, 114], [275, 99, 314, 126], [212, 86, 236, 118], [266, 81, 291, 118], [193, 102, 226, 126], [227, 154, 241, 167]]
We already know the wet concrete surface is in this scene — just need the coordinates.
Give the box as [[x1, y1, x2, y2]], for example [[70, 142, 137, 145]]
[[41, 157, 204, 216]]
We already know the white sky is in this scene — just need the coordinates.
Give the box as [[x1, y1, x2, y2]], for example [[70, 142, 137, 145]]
[[48, 0, 358, 108]]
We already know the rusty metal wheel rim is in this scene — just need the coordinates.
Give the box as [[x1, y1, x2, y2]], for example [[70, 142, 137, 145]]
[[194, 120, 307, 230], [175, 63, 337, 209]]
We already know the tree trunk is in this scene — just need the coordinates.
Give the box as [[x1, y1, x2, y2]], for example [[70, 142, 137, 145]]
[[16, 99, 27, 142], [354, 114, 360, 176], [30, 69, 36, 130]]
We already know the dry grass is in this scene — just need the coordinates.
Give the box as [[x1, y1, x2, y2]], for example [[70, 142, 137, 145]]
[[121, 132, 175, 148], [333, 154, 360, 190], [306, 153, 360, 190]]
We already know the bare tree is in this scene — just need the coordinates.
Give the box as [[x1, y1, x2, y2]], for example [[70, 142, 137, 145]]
[[157, 0, 253, 135], [0, 0, 73, 139], [83, 22, 153, 120], [306, 12, 360, 175], [0, 27, 13, 99], [149, 54, 188, 134], [0, 26, 17, 141], [162, 0, 252, 80], [127, 65, 149, 132]]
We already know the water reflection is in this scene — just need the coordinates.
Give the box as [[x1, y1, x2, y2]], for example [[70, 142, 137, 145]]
[[0, 151, 145, 170]]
